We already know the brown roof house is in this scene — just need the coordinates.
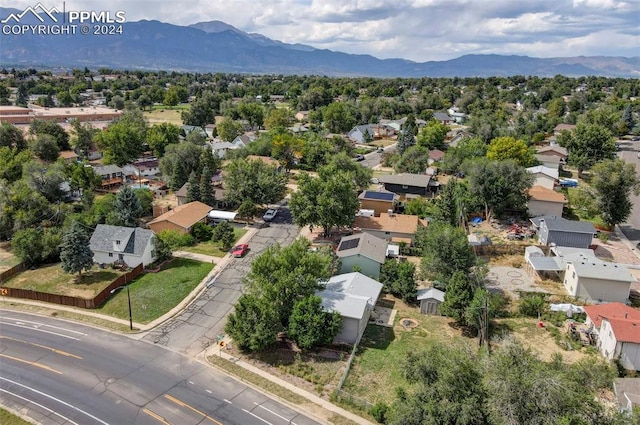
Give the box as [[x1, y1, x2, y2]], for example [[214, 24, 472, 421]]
[[353, 212, 425, 245], [527, 185, 567, 217], [336, 232, 388, 279], [148, 201, 212, 234], [358, 190, 399, 217]]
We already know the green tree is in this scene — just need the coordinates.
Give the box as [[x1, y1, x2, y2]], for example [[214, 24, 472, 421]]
[[288, 295, 342, 350], [30, 134, 60, 162], [417, 120, 449, 150], [199, 165, 215, 207], [160, 142, 203, 191], [0, 147, 32, 182], [290, 172, 358, 237], [23, 160, 65, 202], [271, 132, 304, 172], [440, 271, 476, 322], [113, 185, 143, 227], [319, 152, 372, 192], [237, 200, 256, 223], [464, 158, 533, 220], [70, 119, 96, 159], [211, 220, 234, 244], [29, 120, 71, 151], [147, 122, 181, 157], [558, 123, 616, 177], [622, 104, 634, 132], [380, 260, 417, 302], [152, 233, 172, 262], [134, 188, 154, 216], [418, 222, 475, 282], [60, 222, 94, 278], [323, 102, 357, 133], [265, 107, 292, 131], [433, 178, 460, 227], [95, 110, 147, 166], [12, 227, 45, 267], [217, 117, 243, 142], [170, 161, 188, 192], [238, 102, 265, 130], [441, 137, 487, 174], [395, 145, 431, 174], [0, 123, 27, 150], [186, 171, 201, 203], [486, 136, 536, 167], [181, 92, 220, 128], [591, 159, 640, 228], [192, 222, 213, 242], [224, 158, 288, 205], [225, 294, 280, 352], [396, 125, 416, 156]]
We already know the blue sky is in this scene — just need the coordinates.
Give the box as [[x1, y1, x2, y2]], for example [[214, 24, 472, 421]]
[[4, 0, 640, 61]]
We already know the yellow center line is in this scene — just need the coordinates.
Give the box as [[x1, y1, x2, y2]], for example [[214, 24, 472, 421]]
[[164, 394, 223, 425], [0, 353, 63, 375], [0, 336, 83, 359], [143, 408, 171, 425]]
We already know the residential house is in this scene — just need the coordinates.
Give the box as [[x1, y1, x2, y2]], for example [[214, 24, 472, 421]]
[[528, 185, 567, 217], [537, 217, 595, 248], [93, 164, 125, 191], [358, 190, 399, 217], [535, 154, 563, 170], [348, 124, 377, 144], [536, 145, 568, 163], [336, 233, 388, 279], [378, 174, 432, 199], [232, 133, 255, 148], [433, 112, 454, 125], [553, 123, 577, 136], [526, 165, 559, 190], [417, 288, 445, 315], [584, 303, 640, 371], [147, 201, 212, 234], [563, 262, 634, 304], [123, 159, 161, 178], [295, 111, 309, 122], [209, 141, 239, 159], [317, 272, 383, 344], [89, 224, 156, 267], [428, 149, 445, 163], [447, 107, 468, 123], [175, 181, 227, 208], [181, 125, 207, 138], [58, 150, 79, 164], [246, 155, 282, 170], [353, 212, 425, 245]]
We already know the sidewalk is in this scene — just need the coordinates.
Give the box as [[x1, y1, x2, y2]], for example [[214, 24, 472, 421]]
[[204, 345, 376, 425]]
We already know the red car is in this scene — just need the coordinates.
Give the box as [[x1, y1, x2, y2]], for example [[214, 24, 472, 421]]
[[232, 244, 249, 258]]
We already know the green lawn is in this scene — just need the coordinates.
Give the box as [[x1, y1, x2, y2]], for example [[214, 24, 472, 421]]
[[3, 263, 123, 299], [0, 408, 33, 425], [96, 258, 213, 324], [181, 228, 247, 257]]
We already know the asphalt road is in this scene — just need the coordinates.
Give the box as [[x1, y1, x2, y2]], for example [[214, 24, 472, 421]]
[[616, 139, 640, 248], [360, 144, 395, 169], [0, 310, 321, 425], [142, 207, 300, 356]]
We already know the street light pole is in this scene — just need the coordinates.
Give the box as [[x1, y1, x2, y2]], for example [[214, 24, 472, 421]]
[[110, 285, 133, 330]]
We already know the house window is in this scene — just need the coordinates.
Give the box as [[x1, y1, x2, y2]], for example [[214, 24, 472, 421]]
[[116, 240, 121, 245], [118, 254, 124, 260], [609, 330, 612, 338], [108, 253, 113, 257], [572, 271, 575, 279], [385, 231, 390, 235]]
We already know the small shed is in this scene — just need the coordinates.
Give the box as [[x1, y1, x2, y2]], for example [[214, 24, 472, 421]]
[[417, 288, 445, 315], [524, 246, 544, 262]]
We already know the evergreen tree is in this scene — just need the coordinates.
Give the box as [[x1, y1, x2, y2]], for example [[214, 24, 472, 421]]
[[60, 222, 94, 279], [186, 171, 201, 203], [622, 104, 634, 132], [433, 178, 460, 227], [396, 124, 416, 155], [200, 165, 215, 207], [113, 185, 143, 227], [170, 161, 188, 192]]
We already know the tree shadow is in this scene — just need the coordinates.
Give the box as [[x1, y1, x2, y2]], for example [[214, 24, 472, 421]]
[[359, 325, 395, 350]]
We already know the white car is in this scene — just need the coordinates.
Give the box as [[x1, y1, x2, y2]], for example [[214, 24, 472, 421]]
[[262, 208, 278, 221]]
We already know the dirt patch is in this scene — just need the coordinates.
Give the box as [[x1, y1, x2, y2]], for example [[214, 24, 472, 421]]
[[0, 242, 20, 272]]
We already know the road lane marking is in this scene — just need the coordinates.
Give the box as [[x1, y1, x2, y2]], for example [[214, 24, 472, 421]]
[[0, 316, 87, 335], [253, 402, 297, 425], [163, 394, 223, 425], [0, 321, 80, 340], [0, 388, 80, 425], [143, 408, 171, 425], [242, 408, 273, 425], [0, 376, 110, 425], [0, 336, 83, 359], [0, 353, 63, 374]]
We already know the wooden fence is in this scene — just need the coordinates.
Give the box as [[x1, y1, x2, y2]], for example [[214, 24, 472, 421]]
[[0, 262, 25, 284], [0, 263, 144, 309]]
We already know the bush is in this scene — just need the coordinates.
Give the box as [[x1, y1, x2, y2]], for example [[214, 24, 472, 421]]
[[370, 402, 389, 424], [518, 293, 546, 318], [192, 222, 213, 242], [157, 229, 194, 248]]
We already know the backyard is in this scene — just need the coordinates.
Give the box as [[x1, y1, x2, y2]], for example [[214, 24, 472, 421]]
[[96, 257, 213, 324], [181, 228, 247, 257]]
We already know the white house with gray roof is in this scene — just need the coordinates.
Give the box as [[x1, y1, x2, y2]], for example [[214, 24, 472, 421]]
[[336, 233, 388, 279], [317, 272, 383, 344], [89, 224, 156, 267], [563, 261, 635, 304]]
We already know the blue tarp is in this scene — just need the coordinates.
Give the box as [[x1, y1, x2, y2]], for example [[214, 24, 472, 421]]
[[471, 217, 483, 224]]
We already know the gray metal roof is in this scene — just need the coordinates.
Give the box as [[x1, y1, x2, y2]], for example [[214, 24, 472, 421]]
[[530, 215, 562, 228], [336, 232, 387, 264], [433, 112, 453, 121], [528, 256, 564, 271], [569, 261, 635, 282], [378, 173, 431, 188], [417, 287, 445, 302], [90, 224, 154, 256], [526, 165, 559, 180], [318, 272, 383, 320], [543, 218, 595, 234], [93, 164, 124, 176]]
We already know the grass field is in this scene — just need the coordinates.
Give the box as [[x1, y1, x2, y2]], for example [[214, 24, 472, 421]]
[[0, 242, 21, 272], [96, 258, 213, 324], [143, 108, 184, 125], [0, 408, 33, 425], [3, 264, 124, 298], [181, 228, 247, 257]]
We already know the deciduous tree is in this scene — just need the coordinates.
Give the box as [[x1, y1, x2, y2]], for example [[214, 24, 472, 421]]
[[418, 222, 476, 282], [224, 158, 287, 205], [558, 123, 616, 177], [288, 295, 342, 350], [486, 136, 536, 167], [591, 159, 640, 228]]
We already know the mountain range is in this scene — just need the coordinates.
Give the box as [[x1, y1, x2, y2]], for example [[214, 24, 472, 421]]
[[1, 8, 638, 78]]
